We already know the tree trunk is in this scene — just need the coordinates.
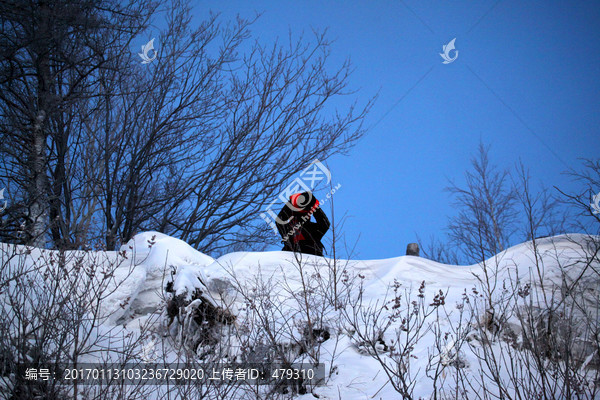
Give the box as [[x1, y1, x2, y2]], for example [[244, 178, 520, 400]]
[[27, 2, 52, 248]]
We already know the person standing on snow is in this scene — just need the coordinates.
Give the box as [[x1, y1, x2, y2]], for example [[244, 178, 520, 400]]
[[276, 191, 330, 256]]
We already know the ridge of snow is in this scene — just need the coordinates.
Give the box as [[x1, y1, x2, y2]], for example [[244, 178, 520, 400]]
[[2, 232, 598, 399]]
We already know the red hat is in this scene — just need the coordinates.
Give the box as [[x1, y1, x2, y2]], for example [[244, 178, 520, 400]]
[[290, 192, 319, 213]]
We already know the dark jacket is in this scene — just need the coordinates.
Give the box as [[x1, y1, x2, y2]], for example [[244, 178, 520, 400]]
[[276, 204, 330, 256]]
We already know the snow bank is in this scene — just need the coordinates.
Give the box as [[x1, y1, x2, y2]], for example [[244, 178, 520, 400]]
[[190, 233, 599, 399], [109, 231, 215, 323], [2, 232, 598, 399]]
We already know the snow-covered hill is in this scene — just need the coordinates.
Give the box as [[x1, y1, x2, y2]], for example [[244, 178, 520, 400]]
[[2, 231, 599, 399]]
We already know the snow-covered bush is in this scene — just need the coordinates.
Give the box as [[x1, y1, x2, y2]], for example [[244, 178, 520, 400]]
[[1, 230, 599, 400], [458, 235, 600, 399], [0, 243, 156, 399]]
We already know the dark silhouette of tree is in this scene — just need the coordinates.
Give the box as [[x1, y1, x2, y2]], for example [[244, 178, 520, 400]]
[[0, 0, 373, 253], [420, 143, 569, 265], [0, 0, 154, 248], [445, 142, 519, 263]]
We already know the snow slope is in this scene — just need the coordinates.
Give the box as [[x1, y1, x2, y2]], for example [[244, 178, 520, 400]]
[[2, 232, 598, 399]]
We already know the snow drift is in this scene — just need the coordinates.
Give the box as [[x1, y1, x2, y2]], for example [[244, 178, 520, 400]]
[[1, 232, 599, 399]]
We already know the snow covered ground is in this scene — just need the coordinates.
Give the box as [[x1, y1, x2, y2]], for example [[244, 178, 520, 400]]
[[2, 231, 599, 399]]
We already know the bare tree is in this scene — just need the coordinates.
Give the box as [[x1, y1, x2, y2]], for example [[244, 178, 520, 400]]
[[93, 5, 372, 253], [559, 158, 600, 233], [440, 158, 600, 399], [1, 0, 372, 253], [445, 142, 519, 264], [512, 160, 568, 241], [423, 145, 581, 267], [0, 0, 154, 248]]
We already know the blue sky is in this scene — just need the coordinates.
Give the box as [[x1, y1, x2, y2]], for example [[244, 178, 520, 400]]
[[197, 1, 600, 259]]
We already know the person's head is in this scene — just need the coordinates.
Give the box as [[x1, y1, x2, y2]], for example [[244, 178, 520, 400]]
[[289, 191, 318, 213]]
